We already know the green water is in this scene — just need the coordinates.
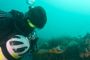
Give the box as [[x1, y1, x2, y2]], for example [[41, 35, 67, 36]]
[[0, 0, 90, 60]]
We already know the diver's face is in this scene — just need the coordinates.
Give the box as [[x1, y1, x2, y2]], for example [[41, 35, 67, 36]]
[[22, 18, 35, 36], [22, 13, 38, 36]]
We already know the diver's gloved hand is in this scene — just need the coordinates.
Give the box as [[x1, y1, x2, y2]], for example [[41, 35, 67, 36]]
[[49, 46, 65, 54]]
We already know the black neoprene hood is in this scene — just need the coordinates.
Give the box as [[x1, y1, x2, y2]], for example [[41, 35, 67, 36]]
[[28, 6, 47, 29]]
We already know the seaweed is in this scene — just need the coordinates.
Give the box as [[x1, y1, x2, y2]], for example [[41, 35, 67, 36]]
[[21, 35, 89, 60], [31, 36, 82, 60]]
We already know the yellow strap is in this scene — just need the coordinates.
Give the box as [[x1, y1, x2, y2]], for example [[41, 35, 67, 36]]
[[27, 19, 37, 28], [0, 47, 4, 60], [11, 53, 21, 59], [0, 47, 21, 60]]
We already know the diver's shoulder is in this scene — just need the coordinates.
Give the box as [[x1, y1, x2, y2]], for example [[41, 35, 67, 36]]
[[0, 10, 13, 20], [9, 10, 23, 16]]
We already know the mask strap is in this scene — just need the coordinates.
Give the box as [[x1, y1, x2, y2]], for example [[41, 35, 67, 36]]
[[27, 19, 37, 28]]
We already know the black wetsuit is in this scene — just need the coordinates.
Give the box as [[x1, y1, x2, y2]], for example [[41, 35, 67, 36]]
[[0, 10, 25, 60], [0, 10, 31, 43]]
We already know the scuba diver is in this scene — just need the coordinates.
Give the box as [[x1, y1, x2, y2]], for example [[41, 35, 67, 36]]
[[0, 0, 47, 60], [0, 0, 66, 60]]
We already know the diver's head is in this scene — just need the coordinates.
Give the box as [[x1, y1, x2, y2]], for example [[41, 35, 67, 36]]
[[24, 6, 47, 29], [19, 6, 47, 36]]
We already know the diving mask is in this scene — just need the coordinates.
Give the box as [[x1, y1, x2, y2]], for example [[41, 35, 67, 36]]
[[27, 19, 37, 28]]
